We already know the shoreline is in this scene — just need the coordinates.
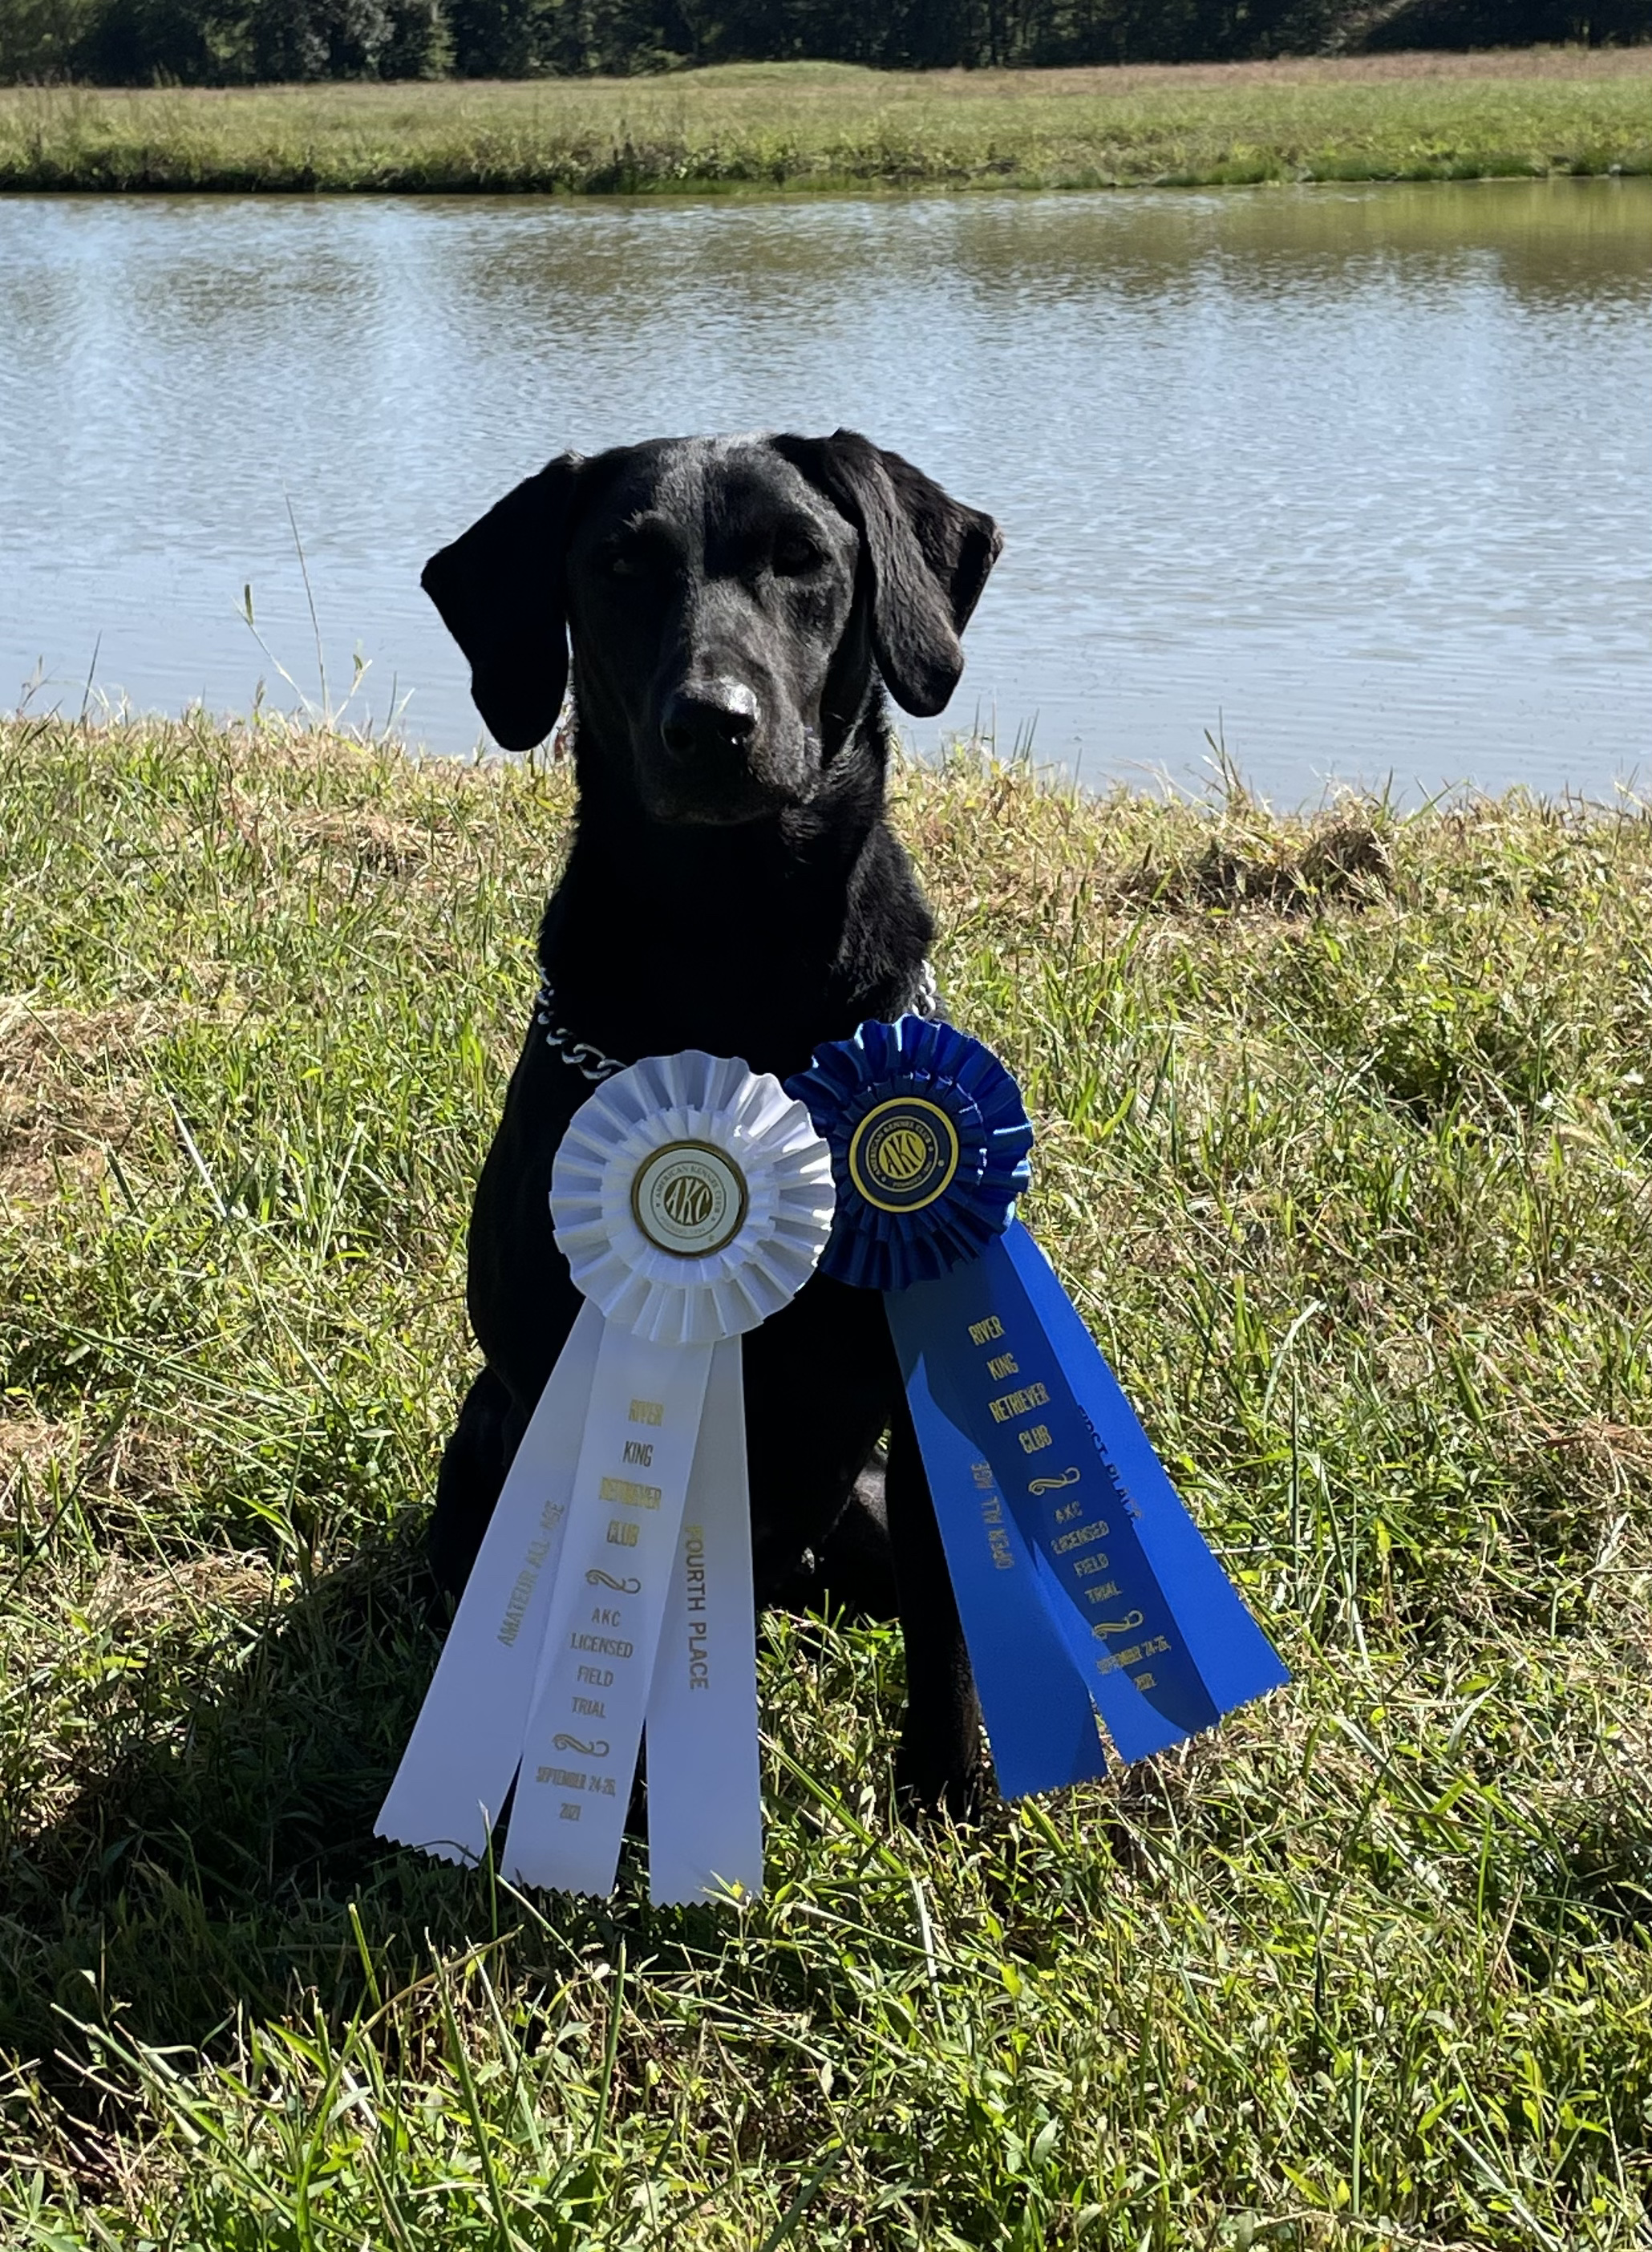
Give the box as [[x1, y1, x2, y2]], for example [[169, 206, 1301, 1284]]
[[4, 54, 1650, 192]]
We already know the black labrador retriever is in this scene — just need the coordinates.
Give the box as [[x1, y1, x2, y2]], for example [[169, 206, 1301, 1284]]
[[422, 430, 1002, 1817]]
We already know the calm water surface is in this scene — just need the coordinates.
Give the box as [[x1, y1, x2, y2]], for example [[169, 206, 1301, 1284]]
[[2, 182, 1648, 802]]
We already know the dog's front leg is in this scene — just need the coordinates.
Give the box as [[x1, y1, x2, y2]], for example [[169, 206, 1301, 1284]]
[[885, 1399, 987, 1821], [425, 1365, 529, 1601]]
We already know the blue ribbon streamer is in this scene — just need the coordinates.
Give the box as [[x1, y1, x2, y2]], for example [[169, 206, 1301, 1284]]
[[788, 1016, 1288, 1798], [900, 1329, 1109, 1799], [1001, 1221, 1290, 1722]]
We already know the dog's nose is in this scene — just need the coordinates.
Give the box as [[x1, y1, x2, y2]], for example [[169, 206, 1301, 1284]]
[[660, 680, 759, 763]]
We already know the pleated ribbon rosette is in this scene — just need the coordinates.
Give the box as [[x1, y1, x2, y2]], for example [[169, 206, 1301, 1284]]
[[787, 1017, 1289, 1800], [377, 1052, 835, 1904]]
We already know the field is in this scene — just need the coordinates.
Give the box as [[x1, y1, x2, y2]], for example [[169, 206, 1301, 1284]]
[[2, 714, 1650, 2246], [2, 50, 1651, 192]]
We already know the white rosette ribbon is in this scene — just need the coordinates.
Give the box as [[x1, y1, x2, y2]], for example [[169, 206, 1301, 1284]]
[[377, 1051, 834, 1906]]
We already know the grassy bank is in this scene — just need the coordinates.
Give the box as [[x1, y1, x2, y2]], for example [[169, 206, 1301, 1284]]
[[2, 715, 1652, 2248], [3, 51, 1652, 192]]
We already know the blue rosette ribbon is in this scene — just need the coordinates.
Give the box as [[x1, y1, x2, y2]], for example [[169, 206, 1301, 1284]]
[[788, 1017, 1289, 1801]]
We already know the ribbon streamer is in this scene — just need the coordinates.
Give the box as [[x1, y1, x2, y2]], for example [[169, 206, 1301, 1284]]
[[379, 1051, 834, 1902], [788, 1017, 1288, 1799]]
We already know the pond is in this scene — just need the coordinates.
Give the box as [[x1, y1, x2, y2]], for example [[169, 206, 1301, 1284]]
[[2, 180, 1648, 804]]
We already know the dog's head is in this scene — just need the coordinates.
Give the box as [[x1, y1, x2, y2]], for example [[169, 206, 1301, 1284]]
[[421, 431, 1002, 826]]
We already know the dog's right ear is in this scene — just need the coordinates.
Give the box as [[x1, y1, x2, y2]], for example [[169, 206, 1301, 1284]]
[[421, 454, 583, 753]]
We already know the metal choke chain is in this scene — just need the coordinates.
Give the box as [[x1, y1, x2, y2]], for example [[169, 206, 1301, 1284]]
[[532, 980, 628, 1082], [532, 959, 940, 1086]]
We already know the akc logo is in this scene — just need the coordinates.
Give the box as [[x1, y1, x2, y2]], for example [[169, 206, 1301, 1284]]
[[631, 1141, 748, 1256], [848, 1099, 961, 1214]]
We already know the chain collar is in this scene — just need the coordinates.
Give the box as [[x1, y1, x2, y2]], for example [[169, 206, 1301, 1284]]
[[532, 982, 628, 1082], [532, 958, 941, 1085]]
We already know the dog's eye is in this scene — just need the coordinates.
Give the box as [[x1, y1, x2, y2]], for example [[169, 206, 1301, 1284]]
[[771, 537, 824, 578]]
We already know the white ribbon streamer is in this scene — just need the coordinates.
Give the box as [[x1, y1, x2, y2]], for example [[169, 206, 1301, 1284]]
[[644, 1334, 762, 1906], [375, 1298, 603, 1865], [502, 1321, 713, 1894], [378, 1051, 832, 1903]]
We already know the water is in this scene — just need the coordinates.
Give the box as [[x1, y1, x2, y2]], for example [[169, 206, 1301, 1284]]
[[2, 181, 1648, 804]]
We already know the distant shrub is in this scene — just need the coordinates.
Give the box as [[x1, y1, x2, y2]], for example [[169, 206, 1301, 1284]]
[[443, 0, 697, 76], [0, 0, 104, 79], [1, 0, 456, 79], [1360, 0, 1652, 46], [0, 0, 1645, 87]]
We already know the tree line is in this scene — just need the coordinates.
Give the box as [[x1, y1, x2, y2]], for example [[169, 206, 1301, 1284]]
[[2, 0, 1648, 87]]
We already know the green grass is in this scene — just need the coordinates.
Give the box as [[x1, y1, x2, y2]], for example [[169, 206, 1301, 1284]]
[[2, 53, 1651, 192], [2, 713, 1651, 2247]]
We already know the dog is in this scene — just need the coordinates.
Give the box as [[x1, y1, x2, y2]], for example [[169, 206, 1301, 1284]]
[[421, 430, 1002, 1817]]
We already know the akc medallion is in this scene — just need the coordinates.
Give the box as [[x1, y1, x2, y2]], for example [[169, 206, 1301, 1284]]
[[631, 1140, 748, 1256], [848, 1098, 960, 1213]]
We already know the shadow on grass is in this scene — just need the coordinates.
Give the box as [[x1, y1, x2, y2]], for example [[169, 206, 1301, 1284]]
[[0, 1529, 726, 2113], [0, 1512, 914, 2134], [5, 1533, 436, 2054]]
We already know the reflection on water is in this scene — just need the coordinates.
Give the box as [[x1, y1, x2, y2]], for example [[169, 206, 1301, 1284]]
[[2, 180, 1647, 803]]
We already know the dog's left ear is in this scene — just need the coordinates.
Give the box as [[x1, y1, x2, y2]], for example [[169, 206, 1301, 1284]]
[[772, 430, 1002, 717], [421, 452, 583, 752]]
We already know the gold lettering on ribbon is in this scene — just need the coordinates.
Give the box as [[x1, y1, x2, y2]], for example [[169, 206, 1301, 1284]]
[[1051, 1519, 1109, 1555], [497, 1566, 536, 1647], [493, 1497, 566, 1647], [1028, 1466, 1081, 1494], [599, 1475, 660, 1511], [976, 1483, 1016, 1570], [989, 1382, 1051, 1425], [628, 1399, 664, 1426], [968, 1316, 1005, 1346]]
